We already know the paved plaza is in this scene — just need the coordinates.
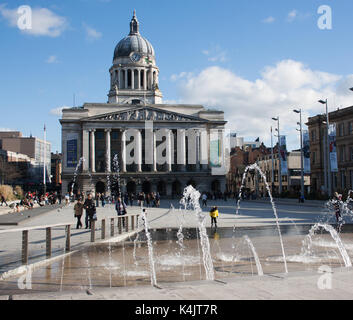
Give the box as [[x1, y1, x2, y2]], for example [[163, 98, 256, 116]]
[[1, 197, 353, 300]]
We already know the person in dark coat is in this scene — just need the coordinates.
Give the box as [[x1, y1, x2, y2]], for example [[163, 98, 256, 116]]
[[83, 194, 96, 229], [115, 196, 127, 227]]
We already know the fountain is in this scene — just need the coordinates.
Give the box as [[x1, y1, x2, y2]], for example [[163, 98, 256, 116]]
[[301, 223, 352, 267], [181, 185, 215, 281], [235, 163, 288, 274], [243, 235, 264, 276]]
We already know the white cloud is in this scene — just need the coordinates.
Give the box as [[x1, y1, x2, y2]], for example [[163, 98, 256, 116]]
[[0, 5, 68, 37], [287, 10, 298, 22], [202, 45, 227, 63], [172, 60, 353, 150], [50, 106, 71, 116], [46, 55, 59, 64], [262, 16, 275, 24], [83, 23, 102, 41]]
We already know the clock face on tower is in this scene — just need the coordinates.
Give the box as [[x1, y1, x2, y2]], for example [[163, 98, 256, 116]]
[[130, 52, 141, 62]]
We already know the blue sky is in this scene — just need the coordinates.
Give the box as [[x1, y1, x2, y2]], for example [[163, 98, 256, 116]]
[[1, 0, 353, 152]]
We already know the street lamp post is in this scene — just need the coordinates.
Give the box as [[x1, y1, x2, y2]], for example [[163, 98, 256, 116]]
[[270, 126, 275, 195], [293, 109, 305, 202], [272, 117, 282, 195], [319, 99, 331, 197]]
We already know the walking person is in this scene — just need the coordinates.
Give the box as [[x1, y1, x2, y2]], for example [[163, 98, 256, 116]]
[[83, 194, 96, 229], [0, 194, 8, 206], [74, 199, 84, 229], [210, 206, 219, 229], [201, 193, 207, 207], [95, 193, 100, 208], [101, 193, 105, 207], [115, 196, 127, 227]]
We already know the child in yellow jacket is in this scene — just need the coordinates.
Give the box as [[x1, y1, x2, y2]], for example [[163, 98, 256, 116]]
[[210, 206, 219, 228]]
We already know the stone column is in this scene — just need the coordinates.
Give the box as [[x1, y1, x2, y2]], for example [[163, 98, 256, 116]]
[[124, 69, 128, 89], [117, 69, 120, 89], [166, 130, 172, 172], [196, 130, 201, 172], [131, 69, 135, 89], [136, 129, 142, 172], [121, 129, 127, 172], [143, 70, 147, 90], [177, 129, 186, 171], [105, 129, 111, 173], [200, 129, 209, 170], [90, 129, 96, 173], [137, 69, 141, 90], [82, 129, 89, 172], [153, 131, 157, 172]]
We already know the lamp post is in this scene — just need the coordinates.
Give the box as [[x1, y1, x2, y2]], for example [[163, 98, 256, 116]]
[[43, 124, 47, 197], [272, 117, 282, 195], [319, 99, 331, 197], [270, 126, 275, 195], [349, 87, 353, 92], [293, 109, 304, 201]]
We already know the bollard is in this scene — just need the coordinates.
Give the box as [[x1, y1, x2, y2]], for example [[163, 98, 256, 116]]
[[110, 218, 114, 237], [22, 230, 28, 265], [131, 215, 135, 230], [101, 219, 106, 239], [65, 225, 71, 252], [46, 227, 52, 258], [91, 221, 95, 242], [125, 216, 129, 232], [118, 217, 122, 234]]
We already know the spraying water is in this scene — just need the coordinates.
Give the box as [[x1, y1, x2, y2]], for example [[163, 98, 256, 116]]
[[301, 223, 352, 267], [243, 235, 264, 276], [235, 163, 288, 274], [181, 185, 215, 281], [140, 209, 157, 286]]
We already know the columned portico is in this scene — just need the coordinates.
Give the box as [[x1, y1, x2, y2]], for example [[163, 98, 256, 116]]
[[90, 129, 96, 172]]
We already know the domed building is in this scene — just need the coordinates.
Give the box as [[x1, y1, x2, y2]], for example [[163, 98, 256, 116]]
[[60, 12, 228, 197], [108, 10, 162, 105]]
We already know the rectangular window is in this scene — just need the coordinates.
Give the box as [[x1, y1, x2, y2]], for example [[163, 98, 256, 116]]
[[349, 122, 353, 135], [311, 130, 316, 142], [312, 151, 316, 164], [339, 123, 345, 137], [341, 171, 346, 189], [340, 146, 346, 162]]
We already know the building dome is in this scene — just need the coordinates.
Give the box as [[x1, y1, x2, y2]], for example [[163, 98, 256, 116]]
[[113, 34, 155, 60], [113, 11, 155, 61]]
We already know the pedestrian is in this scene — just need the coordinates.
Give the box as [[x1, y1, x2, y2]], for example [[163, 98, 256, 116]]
[[210, 206, 219, 229], [95, 193, 100, 207], [65, 193, 70, 205], [101, 193, 105, 207], [83, 194, 96, 229], [129, 193, 134, 207], [115, 196, 127, 227], [1, 194, 8, 206], [201, 193, 207, 207], [74, 199, 84, 229]]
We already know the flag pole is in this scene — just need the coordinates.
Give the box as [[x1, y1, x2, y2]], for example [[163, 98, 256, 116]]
[[43, 124, 46, 196]]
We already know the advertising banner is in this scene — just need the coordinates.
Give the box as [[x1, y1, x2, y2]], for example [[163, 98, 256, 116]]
[[303, 130, 311, 174], [279, 135, 288, 175], [66, 133, 78, 168], [328, 124, 338, 172]]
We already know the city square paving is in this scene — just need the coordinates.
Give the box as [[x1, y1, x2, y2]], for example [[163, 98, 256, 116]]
[[1, 197, 352, 300]]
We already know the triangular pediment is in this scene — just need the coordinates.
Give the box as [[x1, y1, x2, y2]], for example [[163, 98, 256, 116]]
[[82, 106, 208, 122]]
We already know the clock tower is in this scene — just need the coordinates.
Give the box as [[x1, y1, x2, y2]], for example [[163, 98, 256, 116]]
[[107, 11, 163, 105]]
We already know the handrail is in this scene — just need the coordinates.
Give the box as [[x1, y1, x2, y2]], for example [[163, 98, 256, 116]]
[[0, 213, 139, 234]]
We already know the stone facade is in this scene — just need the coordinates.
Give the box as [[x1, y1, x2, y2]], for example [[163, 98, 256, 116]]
[[60, 12, 228, 197]]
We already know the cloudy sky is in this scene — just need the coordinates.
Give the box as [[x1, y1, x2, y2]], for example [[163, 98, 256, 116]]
[[1, 0, 353, 152]]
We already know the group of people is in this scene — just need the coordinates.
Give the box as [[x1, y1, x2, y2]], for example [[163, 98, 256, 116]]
[[0, 190, 62, 213], [73, 193, 128, 230]]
